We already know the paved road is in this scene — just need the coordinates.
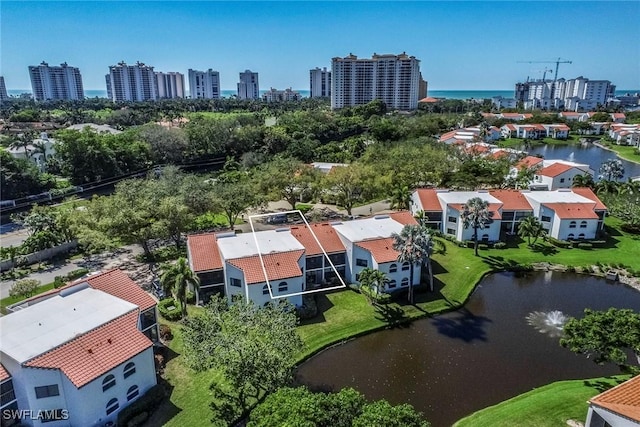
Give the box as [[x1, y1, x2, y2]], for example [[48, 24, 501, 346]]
[[0, 224, 29, 248]]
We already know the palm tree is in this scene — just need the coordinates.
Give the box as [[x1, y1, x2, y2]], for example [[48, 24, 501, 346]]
[[392, 224, 440, 304], [358, 268, 389, 304], [619, 178, 640, 196], [572, 174, 595, 189], [390, 185, 412, 211], [517, 216, 546, 246], [595, 179, 619, 196], [160, 257, 200, 317], [9, 133, 34, 158], [599, 159, 625, 182], [460, 197, 491, 257]]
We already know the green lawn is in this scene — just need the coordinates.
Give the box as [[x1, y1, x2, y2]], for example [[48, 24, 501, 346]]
[[599, 143, 640, 165], [453, 375, 630, 427], [0, 282, 56, 314]]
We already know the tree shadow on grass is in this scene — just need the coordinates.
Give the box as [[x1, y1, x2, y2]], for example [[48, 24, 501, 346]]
[[482, 255, 522, 272], [530, 243, 559, 256], [583, 376, 628, 393], [298, 293, 333, 326], [430, 307, 492, 343], [374, 303, 409, 326], [142, 377, 181, 427]]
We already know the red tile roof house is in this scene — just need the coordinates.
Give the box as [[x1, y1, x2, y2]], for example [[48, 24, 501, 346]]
[[530, 160, 594, 191], [186, 213, 421, 305], [410, 188, 606, 241], [0, 270, 157, 426], [586, 374, 640, 426]]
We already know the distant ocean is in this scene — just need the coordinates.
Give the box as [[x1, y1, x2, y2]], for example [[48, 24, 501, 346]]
[[7, 89, 639, 100]]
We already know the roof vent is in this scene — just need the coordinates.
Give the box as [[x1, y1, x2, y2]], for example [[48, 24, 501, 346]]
[[558, 189, 572, 192], [60, 282, 90, 297], [217, 232, 236, 239], [477, 190, 489, 193], [330, 221, 342, 225], [275, 227, 289, 232], [374, 215, 390, 220]]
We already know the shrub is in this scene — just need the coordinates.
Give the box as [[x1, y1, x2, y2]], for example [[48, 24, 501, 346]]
[[159, 324, 173, 341], [296, 295, 318, 320], [9, 279, 40, 299], [548, 237, 572, 248], [158, 298, 182, 321], [348, 283, 361, 293], [464, 240, 475, 248], [53, 276, 65, 289], [577, 242, 593, 250], [478, 243, 489, 250], [186, 291, 195, 304], [65, 268, 89, 281], [591, 240, 607, 248], [621, 223, 640, 234], [295, 203, 313, 214], [494, 242, 507, 249], [117, 384, 166, 427], [566, 265, 576, 273]]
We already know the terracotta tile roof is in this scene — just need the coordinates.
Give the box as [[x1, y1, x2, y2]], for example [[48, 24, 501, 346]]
[[549, 124, 570, 131], [187, 233, 223, 272], [523, 113, 533, 119], [571, 187, 607, 210], [590, 375, 640, 422], [415, 188, 442, 211], [517, 156, 544, 170], [389, 211, 418, 226], [502, 113, 522, 118], [464, 144, 490, 154], [228, 250, 304, 285], [503, 123, 517, 131], [439, 130, 458, 141], [560, 112, 581, 116], [83, 270, 156, 312], [418, 96, 439, 103], [538, 162, 574, 177], [25, 311, 152, 388], [489, 150, 511, 160], [355, 238, 400, 263], [0, 364, 10, 382], [290, 223, 345, 255], [489, 190, 533, 211], [612, 113, 626, 119], [543, 203, 599, 219]]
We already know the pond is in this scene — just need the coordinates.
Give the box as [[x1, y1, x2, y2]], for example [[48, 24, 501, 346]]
[[296, 271, 640, 427], [520, 143, 640, 180]]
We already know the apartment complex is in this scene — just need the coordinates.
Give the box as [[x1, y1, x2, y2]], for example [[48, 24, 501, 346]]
[[262, 87, 301, 102], [188, 69, 221, 99], [310, 67, 331, 98], [331, 52, 422, 110], [514, 76, 616, 111], [28, 62, 84, 101], [186, 212, 420, 306], [0, 270, 158, 427], [105, 61, 158, 102], [156, 72, 185, 99], [237, 70, 259, 100]]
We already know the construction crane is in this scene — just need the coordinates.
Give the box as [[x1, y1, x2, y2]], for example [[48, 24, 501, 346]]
[[529, 67, 553, 82], [517, 58, 572, 100], [517, 58, 572, 82]]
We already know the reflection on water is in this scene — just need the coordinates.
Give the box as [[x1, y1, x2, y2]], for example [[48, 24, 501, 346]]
[[526, 310, 568, 338]]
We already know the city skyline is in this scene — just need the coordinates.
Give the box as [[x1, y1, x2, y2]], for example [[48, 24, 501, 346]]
[[2, 1, 639, 91]]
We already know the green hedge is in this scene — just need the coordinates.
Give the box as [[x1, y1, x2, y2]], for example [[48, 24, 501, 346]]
[[117, 384, 166, 427], [494, 242, 507, 249], [577, 242, 593, 250], [158, 298, 182, 321], [548, 237, 572, 248]]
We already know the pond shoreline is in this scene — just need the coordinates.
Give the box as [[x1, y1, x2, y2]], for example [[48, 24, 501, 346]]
[[592, 141, 640, 166]]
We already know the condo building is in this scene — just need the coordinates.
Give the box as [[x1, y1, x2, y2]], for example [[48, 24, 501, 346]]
[[237, 70, 259, 100], [310, 67, 331, 98], [331, 52, 421, 110], [262, 88, 301, 102], [28, 62, 84, 101], [156, 72, 185, 99], [0, 76, 8, 102], [514, 76, 615, 111], [188, 69, 221, 99], [105, 61, 158, 102]]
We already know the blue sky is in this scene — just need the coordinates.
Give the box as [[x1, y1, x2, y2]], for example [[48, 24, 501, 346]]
[[2, 1, 639, 91]]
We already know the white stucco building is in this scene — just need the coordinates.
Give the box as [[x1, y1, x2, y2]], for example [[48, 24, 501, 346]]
[[310, 67, 331, 98], [0, 270, 158, 427], [5, 132, 56, 172], [237, 70, 259, 100], [188, 69, 221, 99], [331, 52, 421, 110], [515, 76, 616, 111], [262, 88, 301, 102], [586, 374, 640, 427], [187, 212, 419, 305], [155, 72, 185, 99], [106, 62, 158, 102], [411, 188, 606, 241], [28, 62, 84, 102]]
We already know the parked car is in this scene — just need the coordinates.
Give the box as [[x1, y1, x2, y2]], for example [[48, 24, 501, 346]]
[[152, 280, 166, 300]]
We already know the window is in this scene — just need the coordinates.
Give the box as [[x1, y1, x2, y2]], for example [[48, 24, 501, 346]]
[[102, 375, 116, 392], [40, 409, 66, 424], [569, 221, 576, 228], [305, 255, 323, 270], [388, 280, 397, 289], [262, 284, 270, 295], [568, 233, 575, 240], [578, 233, 585, 239], [560, 178, 565, 183], [123, 362, 136, 379], [35, 384, 59, 399], [541, 215, 551, 222], [580, 221, 587, 228], [356, 259, 368, 267], [448, 216, 457, 223], [106, 398, 119, 415], [355, 273, 360, 282], [447, 228, 456, 235], [401, 278, 409, 287], [127, 385, 139, 402], [328, 253, 346, 266], [401, 262, 410, 271], [1, 380, 16, 406], [229, 278, 241, 288], [278, 281, 288, 292], [389, 263, 397, 273]]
